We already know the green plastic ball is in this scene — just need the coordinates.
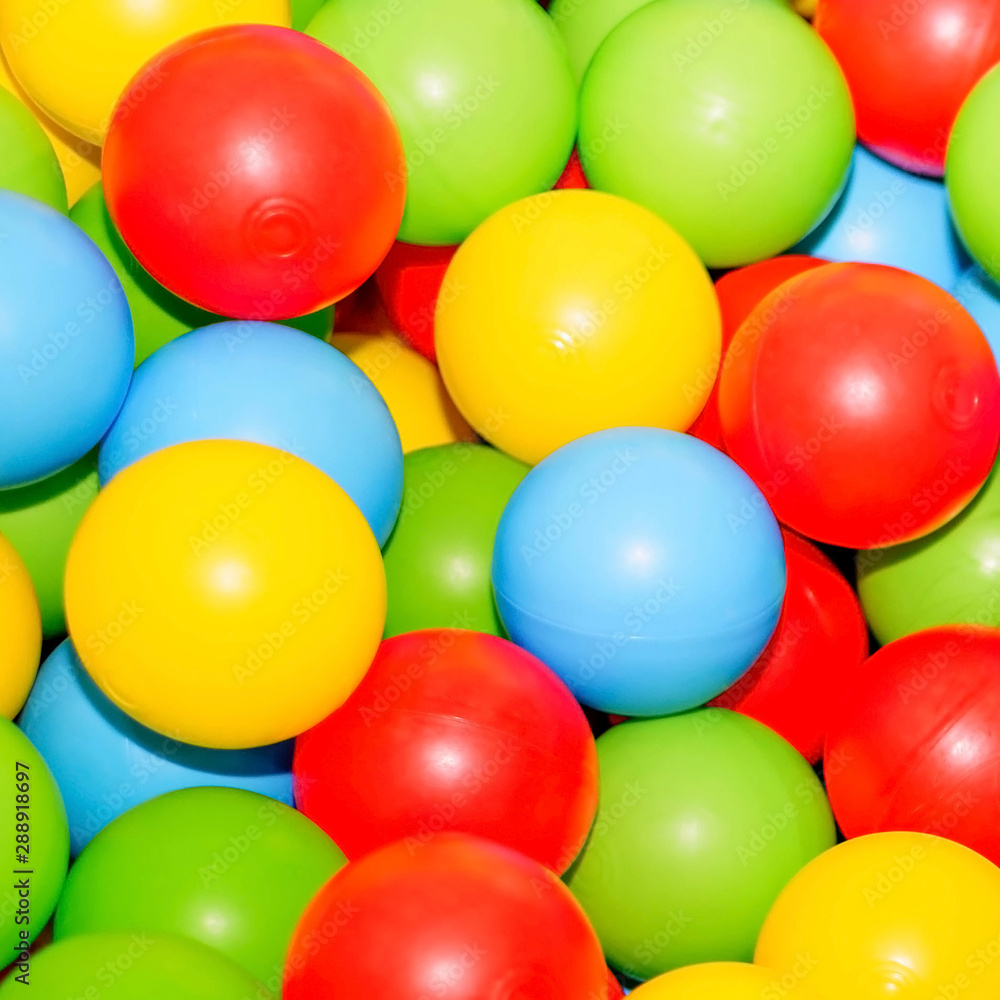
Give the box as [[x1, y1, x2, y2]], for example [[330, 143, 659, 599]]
[[579, 0, 853, 267], [565, 709, 834, 979], [290, 0, 326, 31], [0, 933, 271, 999], [307, 0, 577, 245], [0, 451, 98, 636], [948, 64, 1000, 284], [0, 87, 67, 213], [382, 443, 528, 637], [857, 458, 1000, 644], [0, 718, 69, 966], [54, 786, 346, 991]]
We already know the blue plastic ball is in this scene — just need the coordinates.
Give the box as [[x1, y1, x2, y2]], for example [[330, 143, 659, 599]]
[[98, 321, 403, 545], [0, 192, 133, 488], [492, 428, 786, 716], [793, 145, 969, 289], [19, 640, 294, 855], [952, 266, 1000, 368]]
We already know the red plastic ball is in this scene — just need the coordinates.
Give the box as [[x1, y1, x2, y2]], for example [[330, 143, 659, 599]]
[[689, 255, 825, 451], [553, 148, 589, 190], [825, 625, 1000, 864], [816, 0, 1000, 176], [293, 629, 598, 874], [283, 833, 608, 999], [719, 262, 1000, 549], [710, 528, 868, 764], [103, 25, 405, 320]]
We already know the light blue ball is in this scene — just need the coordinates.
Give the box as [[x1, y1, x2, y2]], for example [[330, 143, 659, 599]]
[[0, 191, 133, 488], [492, 428, 786, 717], [952, 266, 1000, 369], [98, 321, 403, 544], [19, 640, 294, 856], [793, 145, 969, 288]]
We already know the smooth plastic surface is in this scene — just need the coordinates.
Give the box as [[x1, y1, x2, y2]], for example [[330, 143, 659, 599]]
[[953, 266, 1000, 367], [437, 190, 721, 465], [54, 787, 345, 989], [382, 444, 528, 637], [0, 87, 66, 212], [99, 322, 403, 545], [630, 963, 826, 1000], [102, 26, 405, 319], [566, 710, 835, 980], [493, 428, 786, 716], [711, 528, 868, 764], [0, 531, 40, 718], [65, 440, 386, 749], [284, 833, 608, 999], [816, 0, 1000, 176], [0, 191, 133, 488], [307, 0, 576, 245], [21, 640, 294, 855], [756, 832, 1000, 1000], [580, 0, 854, 267], [720, 262, 1000, 548], [294, 629, 597, 872]]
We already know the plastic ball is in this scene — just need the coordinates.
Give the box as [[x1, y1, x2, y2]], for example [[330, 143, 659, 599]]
[[102, 25, 405, 320], [381, 444, 528, 637], [21, 640, 294, 856], [0, 932, 270, 1000], [720, 262, 1000, 549], [0, 0, 290, 144], [580, 0, 854, 267], [0, 531, 41, 719], [0, 86, 65, 212], [756, 832, 1000, 999], [98, 322, 403, 545], [630, 963, 827, 1000], [294, 629, 597, 872], [332, 332, 475, 454], [307, 0, 575, 245], [0, 717, 69, 965], [54, 786, 345, 989], [65, 439, 386, 749], [711, 528, 868, 764], [565, 710, 835, 980], [794, 144, 970, 288], [948, 63, 1000, 286], [492, 428, 785, 717], [0, 191, 133, 488], [953, 266, 1000, 367], [284, 833, 608, 998], [437, 190, 721, 466], [0, 452, 98, 636], [816, 0, 1000, 177]]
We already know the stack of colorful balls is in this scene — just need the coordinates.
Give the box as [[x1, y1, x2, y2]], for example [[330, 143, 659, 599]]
[[8, 0, 1000, 996]]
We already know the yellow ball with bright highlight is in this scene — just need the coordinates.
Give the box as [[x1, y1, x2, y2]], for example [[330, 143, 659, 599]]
[[631, 963, 827, 1000], [0, 0, 290, 145], [332, 331, 476, 454], [756, 832, 1000, 1000], [435, 189, 721, 466], [65, 439, 385, 749], [0, 530, 41, 719]]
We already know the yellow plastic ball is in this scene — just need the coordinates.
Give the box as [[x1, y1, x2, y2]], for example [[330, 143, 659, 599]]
[[0, 0, 290, 145], [0, 530, 41, 719], [65, 439, 385, 749], [332, 331, 476, 454], [436, 189, 720, 466], [631, 962, 827, 999], [756, 832, 1000, 999]]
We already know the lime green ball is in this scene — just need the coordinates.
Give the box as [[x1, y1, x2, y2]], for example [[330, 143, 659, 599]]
[[382, 443, 528, 637], [579, 0, 853, 267], [0, 718, 69, 965], [0, 451, 98, 636], [565, 709, 834, 979], [308, 0, 577, 245], [948, 64, 1000, 283], [0, 87, 66, 213], [0, 933, 271, 999], [857, 459, 1000, 644], [55, 787, 346, 990], [290, 0, 326, 31]]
